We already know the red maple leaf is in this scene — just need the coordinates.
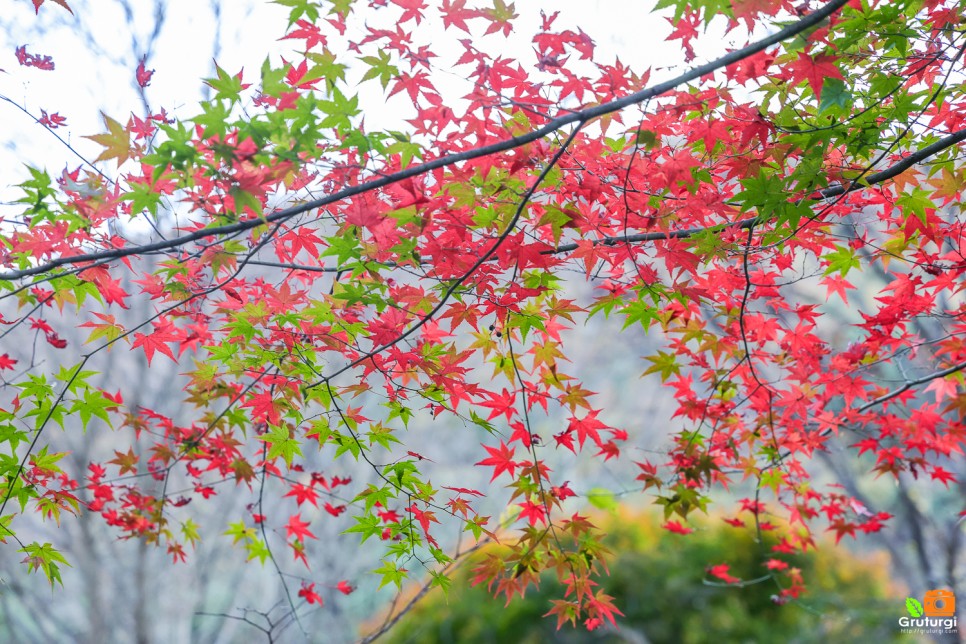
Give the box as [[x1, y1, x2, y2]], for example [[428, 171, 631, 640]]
[[286, 514, 317, 541], [480, 388, 518, 421], [31, 0, 73, 14], [568, 411, 608, 449], [128, 113, 156, 140], [336, 580, 354, 595], [378, 508, 401, 523], [550, 482, 576, 500], [284, 59, 321, 89], [392, 0, 427, 24], [518, 499, 547, 526], [930, 466, 956, 486], [38, 110, 66, 129], [389, 71, 433, 103], [586, 590, 624, 629], [136, 57, 154, 88], [663, 520, 694, 535], [0, 354, 16, 370], [30, 317, 53, 334], [765, 558, 789, 571], [507, 421, 533, 447], [344, 193, 386, 228], [15, 45, 54, 70], [475, 441, 517, 481], [440, 0, 477, 32], [323, 502, 346, 517], [666, 15, 699, 61], [285, 483, 319, 507], [407, 504, 440, 536], [553, 430, 576, 453], [82, 267, 130, 308], [786, 52, 843, 99], [298, 581, 323, 605], [829, 519, 857, 544], [282, 20, 327, 50], [442, 486, 484, 497], [132, 328, 177, 365], [242, 390, 285, 426], [731, 0, 781, 27], [708, 563, 740, 584], [168, 543, 187, 564], [45, 332, 67, 349]]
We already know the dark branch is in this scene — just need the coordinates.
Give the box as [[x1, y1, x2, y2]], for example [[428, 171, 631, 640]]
[[0, 0, 851, 282], [548, 127, 966, 255]]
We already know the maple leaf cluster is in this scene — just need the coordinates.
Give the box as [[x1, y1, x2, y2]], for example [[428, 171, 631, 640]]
[[2, 0, 966, 634]]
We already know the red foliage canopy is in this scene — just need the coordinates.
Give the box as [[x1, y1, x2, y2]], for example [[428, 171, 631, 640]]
[[2, 0, 966, 632]]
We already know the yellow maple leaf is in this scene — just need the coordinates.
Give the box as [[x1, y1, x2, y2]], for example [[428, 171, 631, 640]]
[[84, 113, 131, 165], [890, 167, 922, 195], [927, 167, 965, 204]]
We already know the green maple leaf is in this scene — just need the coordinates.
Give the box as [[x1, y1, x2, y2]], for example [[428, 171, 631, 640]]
[[260, 425, 302, 466], [373, 559, 408, 590], [69, 388, 114, 430], [19, 542, 70, 587]]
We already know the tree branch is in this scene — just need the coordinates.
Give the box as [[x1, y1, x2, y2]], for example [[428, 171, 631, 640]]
[[358, 539, 489, 644], [0, 0, 851, 282], [855, 357, 966, 414], [547, 127, 966, 255]]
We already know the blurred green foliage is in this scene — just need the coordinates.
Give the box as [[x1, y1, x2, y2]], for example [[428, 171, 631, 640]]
[[379, 510, 909, 643]]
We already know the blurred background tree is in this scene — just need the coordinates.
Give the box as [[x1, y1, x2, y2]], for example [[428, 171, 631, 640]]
[[379, 510, 908, 644]]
